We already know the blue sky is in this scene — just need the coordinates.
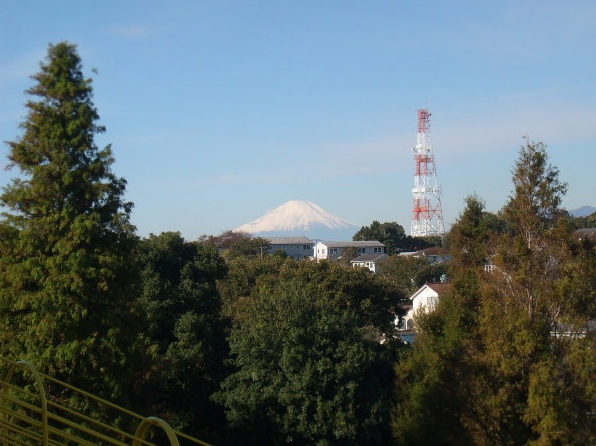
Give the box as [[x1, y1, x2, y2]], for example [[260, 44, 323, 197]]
[[1, 1, 595, 240]]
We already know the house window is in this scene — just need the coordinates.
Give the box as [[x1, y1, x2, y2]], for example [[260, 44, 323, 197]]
[[331, 248, 338, 254], [373, 247, 383, 253], [303, 245, 311, 250], [358, 248, 366, 254]]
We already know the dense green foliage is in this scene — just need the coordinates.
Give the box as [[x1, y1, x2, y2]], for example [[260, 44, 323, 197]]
[[469, 141, 595, 445], [571, 211, 596, 229], [377, 255, 431, 295], [199, 230, 271, 260], [215, 260, 403, 445], [217, 254, 288, 321], [0, 42, 140, 403], [414, 262, 450, 286], [136, 232, 228, 437], [393, 195, 492, 445]]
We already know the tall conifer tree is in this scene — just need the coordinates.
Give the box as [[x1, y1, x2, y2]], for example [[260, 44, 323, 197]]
[[392, 195, 495, 446], [393, 142, 596, 444], [0, 42, 139, 402], [467, 140, 595, 444]]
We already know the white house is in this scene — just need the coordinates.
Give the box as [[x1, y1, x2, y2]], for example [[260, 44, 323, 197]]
[[399, 283, 450, 330], [314, 240, 385, 261], [350, 253, 388, 273], [266, 236, 313, 260]]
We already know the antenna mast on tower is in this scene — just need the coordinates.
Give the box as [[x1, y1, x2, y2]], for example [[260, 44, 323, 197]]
[[410, 109, 444, 237]]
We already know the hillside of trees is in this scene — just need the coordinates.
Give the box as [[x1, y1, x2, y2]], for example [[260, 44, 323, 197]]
[[0, 42, 594, 445]]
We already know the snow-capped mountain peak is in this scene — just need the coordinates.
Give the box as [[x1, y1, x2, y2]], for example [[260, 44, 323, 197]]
[[235, 200, 359, 238]]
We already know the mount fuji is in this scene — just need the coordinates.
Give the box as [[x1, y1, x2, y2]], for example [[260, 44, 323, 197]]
[[235, 200, 360, 241]]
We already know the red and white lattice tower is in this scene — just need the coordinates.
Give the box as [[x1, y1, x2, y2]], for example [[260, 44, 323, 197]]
[[410, 109, 444, 237]]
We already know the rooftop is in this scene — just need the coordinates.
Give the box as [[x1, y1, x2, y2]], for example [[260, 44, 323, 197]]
[[266, 236, 313, 244], [351, 253, 389, 262], [317, 240, 385, 248]]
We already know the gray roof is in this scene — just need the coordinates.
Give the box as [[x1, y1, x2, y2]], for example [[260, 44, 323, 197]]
[[266, 236, 313, 245], [351, 253, 389, 263], [317, 240, 385, 248]]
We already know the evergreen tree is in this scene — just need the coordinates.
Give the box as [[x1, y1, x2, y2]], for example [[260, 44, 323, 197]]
[[392, 195, 494, 446], [215, 260, 400, 445], [0, 42, 140, 403], [137, 232, 228, 439], [570, 211, 596, 229], [467, 140, 595, 444], [377, 255, 431, 295], [216, 254, 288, 323], [199, 230, 271, 260], [393, 142, 596, 445]]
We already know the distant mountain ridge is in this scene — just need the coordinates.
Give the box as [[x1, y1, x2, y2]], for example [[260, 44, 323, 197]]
[[570, 205, 596, 217], [235, 200, 360, 240]]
